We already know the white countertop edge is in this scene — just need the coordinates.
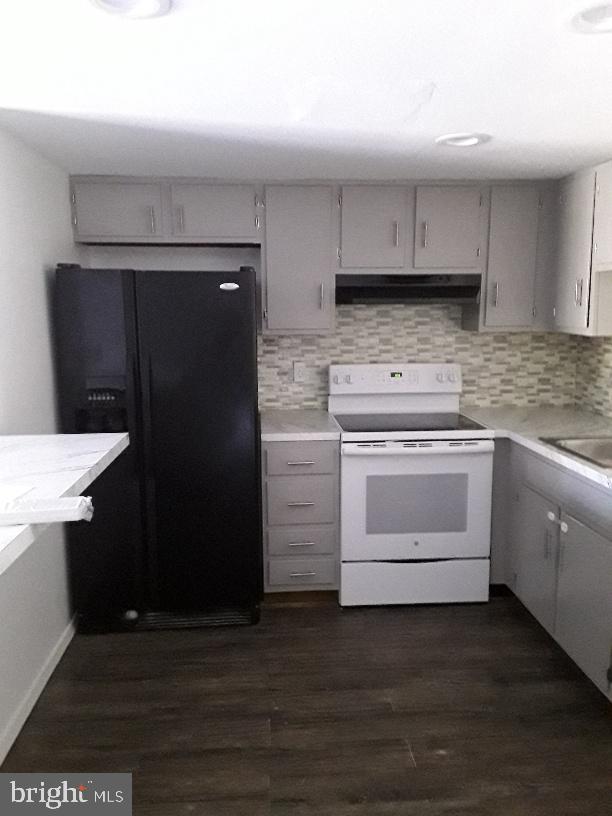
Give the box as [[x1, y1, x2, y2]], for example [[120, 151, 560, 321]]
[[260, 410, 341, 442], [0, 433, 130, 577], [261, 430, 341, 442], [460, 414, 612, 491]]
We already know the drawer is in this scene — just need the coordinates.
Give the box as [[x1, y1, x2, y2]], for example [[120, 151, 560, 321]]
[[340, 559, 490, 606], [268, 525, 336, 556], [268, 557, 337, 587], [265, 441, 338, 476], [267, 475, 336, 525]]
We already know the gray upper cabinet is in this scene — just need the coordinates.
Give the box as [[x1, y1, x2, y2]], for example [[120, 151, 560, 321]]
[[263, 186, 335, 334], [554, 171, 595, 332], [554, 167, 612, 337], [168, 183, 257, 241], [71, 177, 260, 244], [592, 161, 612, 272], [340, 186, 407, 268], [414, 186, 483, 268], [484, 186, 539, 328], [72, 180, 164, 241]]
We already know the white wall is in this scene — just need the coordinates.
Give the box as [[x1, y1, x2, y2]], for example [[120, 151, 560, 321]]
[[0, 128, 79, 433], [0, 127, 80, 764]]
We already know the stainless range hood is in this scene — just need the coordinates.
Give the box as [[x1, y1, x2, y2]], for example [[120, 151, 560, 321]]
[[335, 274, 481, 305]]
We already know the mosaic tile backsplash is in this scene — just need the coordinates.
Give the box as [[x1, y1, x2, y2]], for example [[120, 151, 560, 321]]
[[257, 304, 580, 410], [576, 337, 612, 418]]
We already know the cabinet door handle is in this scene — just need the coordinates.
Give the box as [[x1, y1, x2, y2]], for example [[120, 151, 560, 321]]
[[560, 521, 568, 534], [319, 283, 324, 310], [290, 571, 316, 578], [393, 220, 400, 247], [176, 205, 185, 233], [287, 461, 316, 466], [422, 220, 429, 248], [287, 501, 315, 507], [547, 511, 557, 523], [492, 281, 499, 307], [288, 541, 315, 547], [578, 278, 584, 307], [543, 529, 552, 560], [574, 280, 579, 306], [148, 206, 157, 234]]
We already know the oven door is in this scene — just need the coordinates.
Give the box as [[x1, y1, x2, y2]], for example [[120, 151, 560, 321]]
[[340, 440, 494, 561]]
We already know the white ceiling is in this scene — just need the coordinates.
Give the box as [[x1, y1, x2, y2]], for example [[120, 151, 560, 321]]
[[1, 0, 612, 179]]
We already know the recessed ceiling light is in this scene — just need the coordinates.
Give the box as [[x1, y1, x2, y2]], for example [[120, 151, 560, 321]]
[[91, 0, 172, 19], [435, 133, 491, 148], [573, 4, 612, 32]]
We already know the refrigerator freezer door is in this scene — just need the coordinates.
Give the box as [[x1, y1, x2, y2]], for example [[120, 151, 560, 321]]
[[135, 269, 261, 612]]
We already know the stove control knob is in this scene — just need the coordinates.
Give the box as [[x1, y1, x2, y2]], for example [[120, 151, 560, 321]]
[[344, 374, 352, 384], [447, 371, 457, 383], [436, 371, 445, 383], [332, 375, 340, 385]]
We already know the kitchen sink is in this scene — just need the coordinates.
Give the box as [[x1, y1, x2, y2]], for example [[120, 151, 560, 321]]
[[540, 437, 612, 468]]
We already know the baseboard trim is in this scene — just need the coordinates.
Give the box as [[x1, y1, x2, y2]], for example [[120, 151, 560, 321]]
[[0, 616, 76, 766]]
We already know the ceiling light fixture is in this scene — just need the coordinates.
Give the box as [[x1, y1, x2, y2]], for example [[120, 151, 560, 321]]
[[573, 4, 612, 32], [435, 133, 491, 147], [91, 0, 172, 19]]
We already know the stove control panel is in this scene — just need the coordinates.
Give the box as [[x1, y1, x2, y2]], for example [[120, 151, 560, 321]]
[[329, 363, 462, 394]]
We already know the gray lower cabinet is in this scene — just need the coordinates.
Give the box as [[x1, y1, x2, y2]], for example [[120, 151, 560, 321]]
[[556, 512, 612, 698], [511, 474, 612, 700], [513, 484, 558, 634], [263, 185, 335, 334], [262, 440, 339, 592]]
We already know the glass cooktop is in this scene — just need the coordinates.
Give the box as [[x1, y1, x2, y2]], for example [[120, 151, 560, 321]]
[[333, 413, 486, 433]]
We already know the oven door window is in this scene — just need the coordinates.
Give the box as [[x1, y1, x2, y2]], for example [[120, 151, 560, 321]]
[[366, 473, 468, 534]]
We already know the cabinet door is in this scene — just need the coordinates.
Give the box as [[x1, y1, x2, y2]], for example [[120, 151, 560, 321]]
[[554, 172, 595, 331], [513, 484, 559, 634], [72, 181, 163, 241], [169, 184, 257, 241], [414, 186, 483, 268], [340, 186, 406, 268], [485, 187, 539, 328], [264, 186, 334, 333], [556, 513, 612, 698], [592, 162, 612, 272]]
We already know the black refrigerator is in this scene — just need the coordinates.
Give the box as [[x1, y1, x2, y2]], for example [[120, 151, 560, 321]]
[[53, 265, 262, 631]]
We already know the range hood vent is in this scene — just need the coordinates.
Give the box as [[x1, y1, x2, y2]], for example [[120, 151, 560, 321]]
[[335, 274, 481, 305]]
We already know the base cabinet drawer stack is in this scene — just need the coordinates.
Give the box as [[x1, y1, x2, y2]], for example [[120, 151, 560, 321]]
[[262, 440, 339, 591]]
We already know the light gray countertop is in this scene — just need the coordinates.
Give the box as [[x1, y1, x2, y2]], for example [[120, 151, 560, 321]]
[[260, 410, 340, 442], [0, 432, 129, 575], [463, 405, 612, 490]]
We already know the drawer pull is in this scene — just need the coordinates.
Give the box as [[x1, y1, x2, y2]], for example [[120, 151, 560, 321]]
[[290, 571, 317, 578], [288, 541, 315, 547], [286, 460, 316, 466], [287, 501, 315, 507]]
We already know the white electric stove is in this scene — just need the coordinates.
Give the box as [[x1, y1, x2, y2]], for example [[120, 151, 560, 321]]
[[328, 363, 494, 607]]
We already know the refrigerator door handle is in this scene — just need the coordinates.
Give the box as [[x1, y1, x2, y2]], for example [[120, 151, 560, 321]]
[[140, 354, 160, 605]]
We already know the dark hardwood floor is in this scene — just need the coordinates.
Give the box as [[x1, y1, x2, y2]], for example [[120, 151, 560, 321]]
[[3, 595, 612, 815]]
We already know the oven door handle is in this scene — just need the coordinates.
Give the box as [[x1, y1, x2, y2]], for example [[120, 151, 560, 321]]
[[341, 441, 494, 456]]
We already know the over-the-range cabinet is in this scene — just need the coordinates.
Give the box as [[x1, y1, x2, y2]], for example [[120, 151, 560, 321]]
[[54, 265, 262, 631]]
